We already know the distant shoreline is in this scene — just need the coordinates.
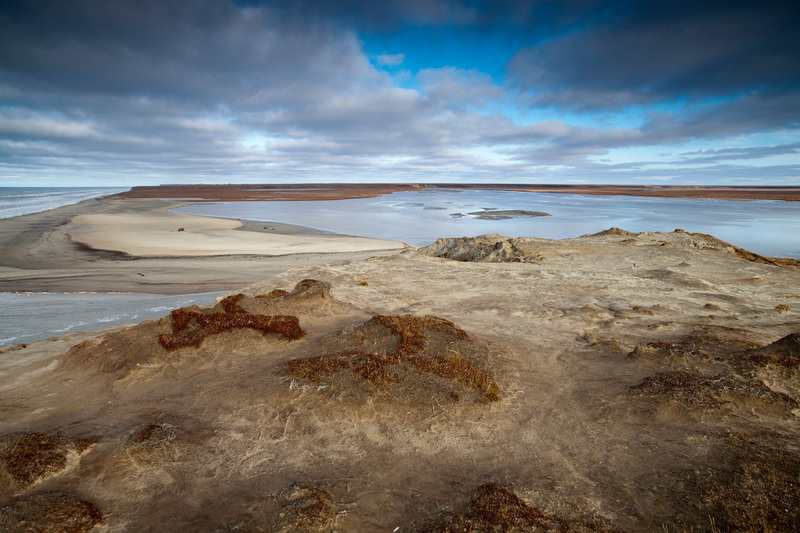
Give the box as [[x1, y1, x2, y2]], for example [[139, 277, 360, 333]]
[[115, 183, 800, 202]]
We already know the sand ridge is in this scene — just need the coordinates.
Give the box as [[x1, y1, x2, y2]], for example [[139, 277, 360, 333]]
[[67, 203, 405, 257], [0, 197, 410, 294], [1, 231, 799, 531]]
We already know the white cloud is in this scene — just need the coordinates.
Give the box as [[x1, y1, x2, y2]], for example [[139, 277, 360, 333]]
[[376, 53, 405, 66]]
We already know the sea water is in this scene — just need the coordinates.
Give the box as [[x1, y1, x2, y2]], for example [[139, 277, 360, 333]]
[[2, 187, 799, 346], [0, 187, 224, 345], [0, 291, 227, 345], [175, 189, 800, 259], [0, 186, 129, 219]]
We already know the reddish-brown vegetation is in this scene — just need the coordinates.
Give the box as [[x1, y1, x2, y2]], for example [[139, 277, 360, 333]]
[[0, 432, 95, 490], [417, 483, 621, 532], [158, 293, 305, 350], [285, 314, 500, 402], [0, 492, 104, 533]]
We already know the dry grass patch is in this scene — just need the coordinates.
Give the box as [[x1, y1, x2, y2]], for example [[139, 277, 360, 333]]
[[627, 341, 708, 361], [625, 371, 797, 413], [123, 423, 180, 464], [285, 314, 500, 403], [417, 483, 620, 532], [686, 433, 800, 532], [0, 492, 104, 533], [741, 332, 800, 369], [626, 371, 721, 408], [0, 433, 95, 491], [158, 293, 305, 350], [257, 289, 290, 299], [271, 482, 337, 532]]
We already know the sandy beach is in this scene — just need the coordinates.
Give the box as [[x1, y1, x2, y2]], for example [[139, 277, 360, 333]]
[[0, 195, 408, 294], [1, 186, 799, 531]]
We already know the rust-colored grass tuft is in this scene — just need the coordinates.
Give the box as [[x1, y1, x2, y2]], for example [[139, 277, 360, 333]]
[[418, 483, 621, 532], [372, 314, 471, 357], [0, 432, 95, 490], [285, 314, 500, 402], [274, 482, 336, 531], [127, 423, 177, 454], [625, 371, 721, 408], [412, 354, 499, 402], [625, 371, 798, 412], [257, 289, 290, 299], [158, 293, 305, 350], [0, 492, 104, 533]]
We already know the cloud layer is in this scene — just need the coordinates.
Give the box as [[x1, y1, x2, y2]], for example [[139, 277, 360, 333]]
[[0, 0, 798, 185]]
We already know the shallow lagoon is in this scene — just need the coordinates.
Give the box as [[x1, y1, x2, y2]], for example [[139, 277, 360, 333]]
[[176, 189, 800, 258]]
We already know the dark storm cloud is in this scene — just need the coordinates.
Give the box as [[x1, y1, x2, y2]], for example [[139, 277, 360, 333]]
[[0, 0, 375, 102], [508, 0, 800, 109], [0, 0, 797, 185]]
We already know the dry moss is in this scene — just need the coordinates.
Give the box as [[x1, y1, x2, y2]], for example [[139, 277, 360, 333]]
[[625, 371, 798, 412], [273, 482, 336, 532], [126, 423, 178, 455], [158, 293, 305, 350], [372, 314, 471, 358], [627, 341, 707, 360], [257, 289, 290, 299], [417, 483, 620, 532], [626, 371, 721, 408], [0, 433, 95, 490], [691, 434, 800, 532], [285, 315, 500, 402], [0, 492, 104, 533], [742, 333, 800, 369]]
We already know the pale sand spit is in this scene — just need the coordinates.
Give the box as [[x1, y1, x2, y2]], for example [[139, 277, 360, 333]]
[[68, 207, 405, 257]]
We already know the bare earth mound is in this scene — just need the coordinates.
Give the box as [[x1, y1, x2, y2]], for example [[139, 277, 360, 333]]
[[417, 482, 621, 532], [285, 313, 499, 404], [0, 492, 104, 533], [1, 229, 799, 531], [0, 433, 95, 493]]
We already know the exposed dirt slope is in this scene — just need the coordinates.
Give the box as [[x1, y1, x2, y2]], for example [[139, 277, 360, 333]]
[[2, 230, 799, 531]]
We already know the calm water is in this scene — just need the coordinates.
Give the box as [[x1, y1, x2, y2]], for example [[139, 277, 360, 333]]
[[0, 291, 226, 345], [176, 189, 800, 258]]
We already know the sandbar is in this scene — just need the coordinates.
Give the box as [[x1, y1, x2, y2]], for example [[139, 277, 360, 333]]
[[0, 196, 408, 294], [68, 203, 403, 257]]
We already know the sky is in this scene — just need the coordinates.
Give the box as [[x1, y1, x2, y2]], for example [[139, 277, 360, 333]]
[[0, 0, 798, 187]]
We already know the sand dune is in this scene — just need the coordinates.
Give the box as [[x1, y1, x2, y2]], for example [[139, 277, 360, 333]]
[[2, 230, 798, 531]]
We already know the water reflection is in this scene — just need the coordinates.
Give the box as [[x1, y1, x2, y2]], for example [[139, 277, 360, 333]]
[[175, 190, 800, 258]]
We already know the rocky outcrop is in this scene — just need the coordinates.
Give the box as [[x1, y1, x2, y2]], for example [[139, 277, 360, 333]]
[[419, 234, 546, 263]]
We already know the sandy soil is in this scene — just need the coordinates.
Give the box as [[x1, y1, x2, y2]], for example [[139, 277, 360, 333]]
[[1, 230, 799, 531], [0, 197, 409, 294]]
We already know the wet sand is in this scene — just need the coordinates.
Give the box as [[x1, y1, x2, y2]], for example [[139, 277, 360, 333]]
[[2, 183, 798, 294], [0, 196, 408, 294]]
